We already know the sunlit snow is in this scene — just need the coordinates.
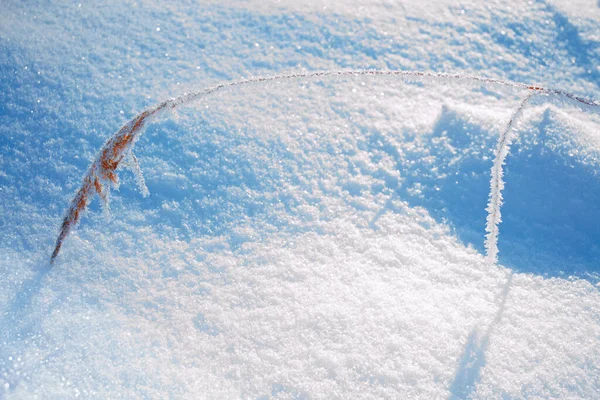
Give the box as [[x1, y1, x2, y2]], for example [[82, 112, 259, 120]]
[[1, 0, 600, 398]]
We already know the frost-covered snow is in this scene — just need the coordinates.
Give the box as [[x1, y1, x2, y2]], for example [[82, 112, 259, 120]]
[[1, 0, 600, 399]]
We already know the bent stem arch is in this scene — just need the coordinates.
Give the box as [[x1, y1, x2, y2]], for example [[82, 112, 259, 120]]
[[50, 69, 600, 264], [485, 93, 533, 264]]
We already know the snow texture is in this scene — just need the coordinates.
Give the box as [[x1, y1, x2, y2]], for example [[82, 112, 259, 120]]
[[1, 0, 600, 399]]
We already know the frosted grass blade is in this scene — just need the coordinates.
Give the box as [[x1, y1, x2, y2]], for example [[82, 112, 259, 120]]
[[50, 69, 600, 264]]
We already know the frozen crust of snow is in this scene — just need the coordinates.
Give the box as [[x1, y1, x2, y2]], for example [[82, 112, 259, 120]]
[[1, 0, 600, 398]]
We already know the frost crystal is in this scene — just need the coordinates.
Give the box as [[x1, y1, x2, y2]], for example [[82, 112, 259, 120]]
[[122, 153, 150, 198]]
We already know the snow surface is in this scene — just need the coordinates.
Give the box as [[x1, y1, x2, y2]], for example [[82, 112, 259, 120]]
[[1, 0, 600, 398]]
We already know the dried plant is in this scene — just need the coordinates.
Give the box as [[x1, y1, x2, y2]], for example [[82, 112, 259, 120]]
[[50, 70, 600, 264], [484, 93, 534, 264]]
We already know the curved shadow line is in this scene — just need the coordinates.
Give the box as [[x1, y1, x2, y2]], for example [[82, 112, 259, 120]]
[[448, 272, 513, 399]]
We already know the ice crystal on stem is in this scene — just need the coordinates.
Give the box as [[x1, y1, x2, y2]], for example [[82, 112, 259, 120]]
[[485, 93, 533, 264]]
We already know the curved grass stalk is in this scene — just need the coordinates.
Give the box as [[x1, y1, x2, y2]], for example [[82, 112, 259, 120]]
[[50, 69, 600, 264], [485, 93, 533, 264]]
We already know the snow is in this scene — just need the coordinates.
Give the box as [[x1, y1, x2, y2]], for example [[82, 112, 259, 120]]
[[1, 0, 600, 398]]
